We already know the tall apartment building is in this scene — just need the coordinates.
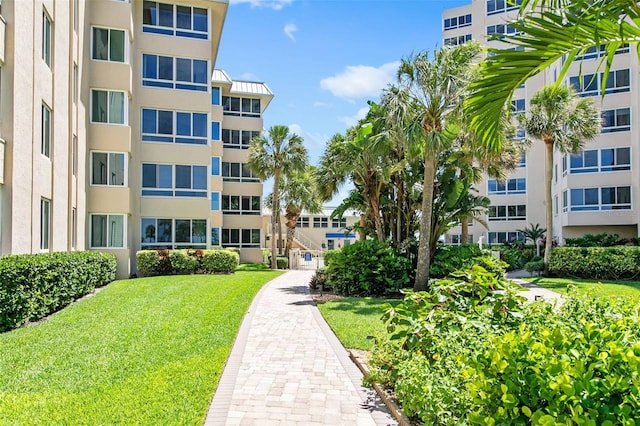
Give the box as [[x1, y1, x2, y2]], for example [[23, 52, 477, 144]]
[[443, 0, 639, 246], [0, 0, 272, 278]]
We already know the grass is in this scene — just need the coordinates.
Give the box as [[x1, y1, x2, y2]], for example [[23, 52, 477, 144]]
[[525, 277, 640, 298], [235, 262, 270, 271], [0, 271, 282, 425], [317, 297, 402, 350]]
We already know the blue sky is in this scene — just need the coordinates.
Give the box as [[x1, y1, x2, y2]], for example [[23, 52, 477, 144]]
[[216, 0, 469, 201]]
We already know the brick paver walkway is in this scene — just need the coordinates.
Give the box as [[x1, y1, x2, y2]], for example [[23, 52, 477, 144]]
[[204, 270, 397, 426]]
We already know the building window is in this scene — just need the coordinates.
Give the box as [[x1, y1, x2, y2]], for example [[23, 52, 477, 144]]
[[575, 44, 629, 61], [72, 135, 78, 176], [71, 207, 77, 249], [487, 24, 520, 37], [222, 162, 260, 182], [332, 218, 346, 228], [142, 163, 207, 197], [487, 178, 526, 195], [211, 87, 221, 105], [511, 98, 525, 113], [444, 34, 472, 46], [141, 108, 207, 144], [488, 231, 524, 244], [141, 218, 206, 249], [92, 27, 126, 62], [222, 228, 261, 248], [444, 14, 472, 30], [73, 0, 78, 32], [41, 198, 51, 250], [43, 10, 52, 67], [565, 186, 631, 211], [515, 127, 526, 140], [570, 69, 630, 97], [211, 157, 221, 176], [221, 195, 261, 215], [518, 153, 526, 167], [41, 103, 51, 158], [567, 147, 631, 174], [91, 152, 126, 186], [90, 214, 125, 248], [72, 63, 78, 103], [211, 192, 220, 211], [602, 108, 631, 133], [142, 54, 208, 92], [142, 1, 208, 39], [222, 129, 260, 149], [297, 217, 309, 228], [211, 227, 220, 246], [211, 121, 221, 141], [313, 217, 328, 228], [487, 0, 522, 15], [488, 204, 526, 221], [91, 89, 126, 124], [554, 195, 558, 216], [222, 96, 261, 117]]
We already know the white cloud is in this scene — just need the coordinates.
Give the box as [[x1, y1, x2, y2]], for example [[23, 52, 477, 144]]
[[313, 101, 331, 108], [284, 23, 297, 41], [229, 0, 292, 10], [287, 124, 329, 164], [337, 107, 369, 128], [320, 61, 400, 99], [237, 72, 258, 81]]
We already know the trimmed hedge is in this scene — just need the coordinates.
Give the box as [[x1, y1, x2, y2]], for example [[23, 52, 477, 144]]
[[136, 249, 239, 277], [548, 246, 640, 280], [0, 251, 116, 332]]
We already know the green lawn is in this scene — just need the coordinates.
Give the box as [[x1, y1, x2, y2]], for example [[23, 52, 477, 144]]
[[0, 271, 281, 425], [317, 297, 401, 350], [525, 277, 640, 298]]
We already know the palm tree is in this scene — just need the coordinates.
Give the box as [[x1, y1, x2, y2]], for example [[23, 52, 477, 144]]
[[519, 85, 600, 268], [384, 42, 481, 291], [465, 0, 638, 145], [248, 125, 308, 269], [279, 167, 323, 257], [517, 223, 546, 257]]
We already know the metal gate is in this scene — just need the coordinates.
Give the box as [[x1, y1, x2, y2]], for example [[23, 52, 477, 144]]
[[289, 249, 324, 270]]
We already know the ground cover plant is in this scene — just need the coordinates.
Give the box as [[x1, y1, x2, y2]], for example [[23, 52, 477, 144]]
[[317, 297, 402, 350], [367, 267, 640, 424], [525, 277, 640, 299], [0, 271, 281, 424]]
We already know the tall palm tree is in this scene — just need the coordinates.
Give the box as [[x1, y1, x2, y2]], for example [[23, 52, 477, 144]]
[[248, 125, 308, 269], [279, 167, 323, 257], [465, 0, 638, 145], [384, 42, 481, 291], [518, 223, 547, 257], [519, 85, 600, 268]]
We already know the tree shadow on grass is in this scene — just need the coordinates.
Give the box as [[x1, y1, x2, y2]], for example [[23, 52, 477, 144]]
[[320, 298, 403, 316]]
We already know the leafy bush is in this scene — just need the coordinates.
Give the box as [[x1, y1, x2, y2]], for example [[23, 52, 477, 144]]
[[136, 249, 239, 276], [429, 244, 482, 278], [0, 251, 116, 332], [326, 240, 411, 296], [323, 249, 339, 266], [565, 233, 629, 247], [201, 250, 238, 274], [369, 265, 640, 424], [548, 246, 640, 280], [169, 251, 200, 274], [277, 257, 288, 269], [492, 244, 536, 270], [524, 259, 545, 275], [309, 267, 329, 291]]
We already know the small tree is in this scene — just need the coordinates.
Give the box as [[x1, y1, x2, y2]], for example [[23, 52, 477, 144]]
[[518, 223, 546, 257]]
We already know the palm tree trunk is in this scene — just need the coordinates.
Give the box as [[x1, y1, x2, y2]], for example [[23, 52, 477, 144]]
[[544, 140, 553, 272], [370, 195, 385, 242], [270, 169, 281, 269], [414, 156, 437, 291], [461, 218, 469, 245], [277, 215, 283, 256], [359, 216, 366, 241]]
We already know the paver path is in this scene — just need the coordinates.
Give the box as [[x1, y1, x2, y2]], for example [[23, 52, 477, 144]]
[[204, 270, 397, 426]]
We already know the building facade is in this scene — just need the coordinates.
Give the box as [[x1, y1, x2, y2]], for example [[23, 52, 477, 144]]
[[442, 0, 639, 246], [0, 0, 272, 278]]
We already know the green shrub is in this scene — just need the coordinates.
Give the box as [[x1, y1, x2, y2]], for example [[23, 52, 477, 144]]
[[548, 246, 640, 280], [136, 250, 161, 277], [309, 267, 329, 291], [0, 251, 116, 332], [524, 259, 545, 275], [429, 244, 483, 278], [326, 240, 411, 296], [276, 257, 288, 269], [201, 250, 238, 274], [168, 251, 199, 274], [323, 249, 339, 266], [565, 233, 629, 247]]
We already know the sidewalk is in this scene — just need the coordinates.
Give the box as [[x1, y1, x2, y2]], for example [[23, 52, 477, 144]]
[[204, 270, 397, 426], [507, 269, 563, 303]]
